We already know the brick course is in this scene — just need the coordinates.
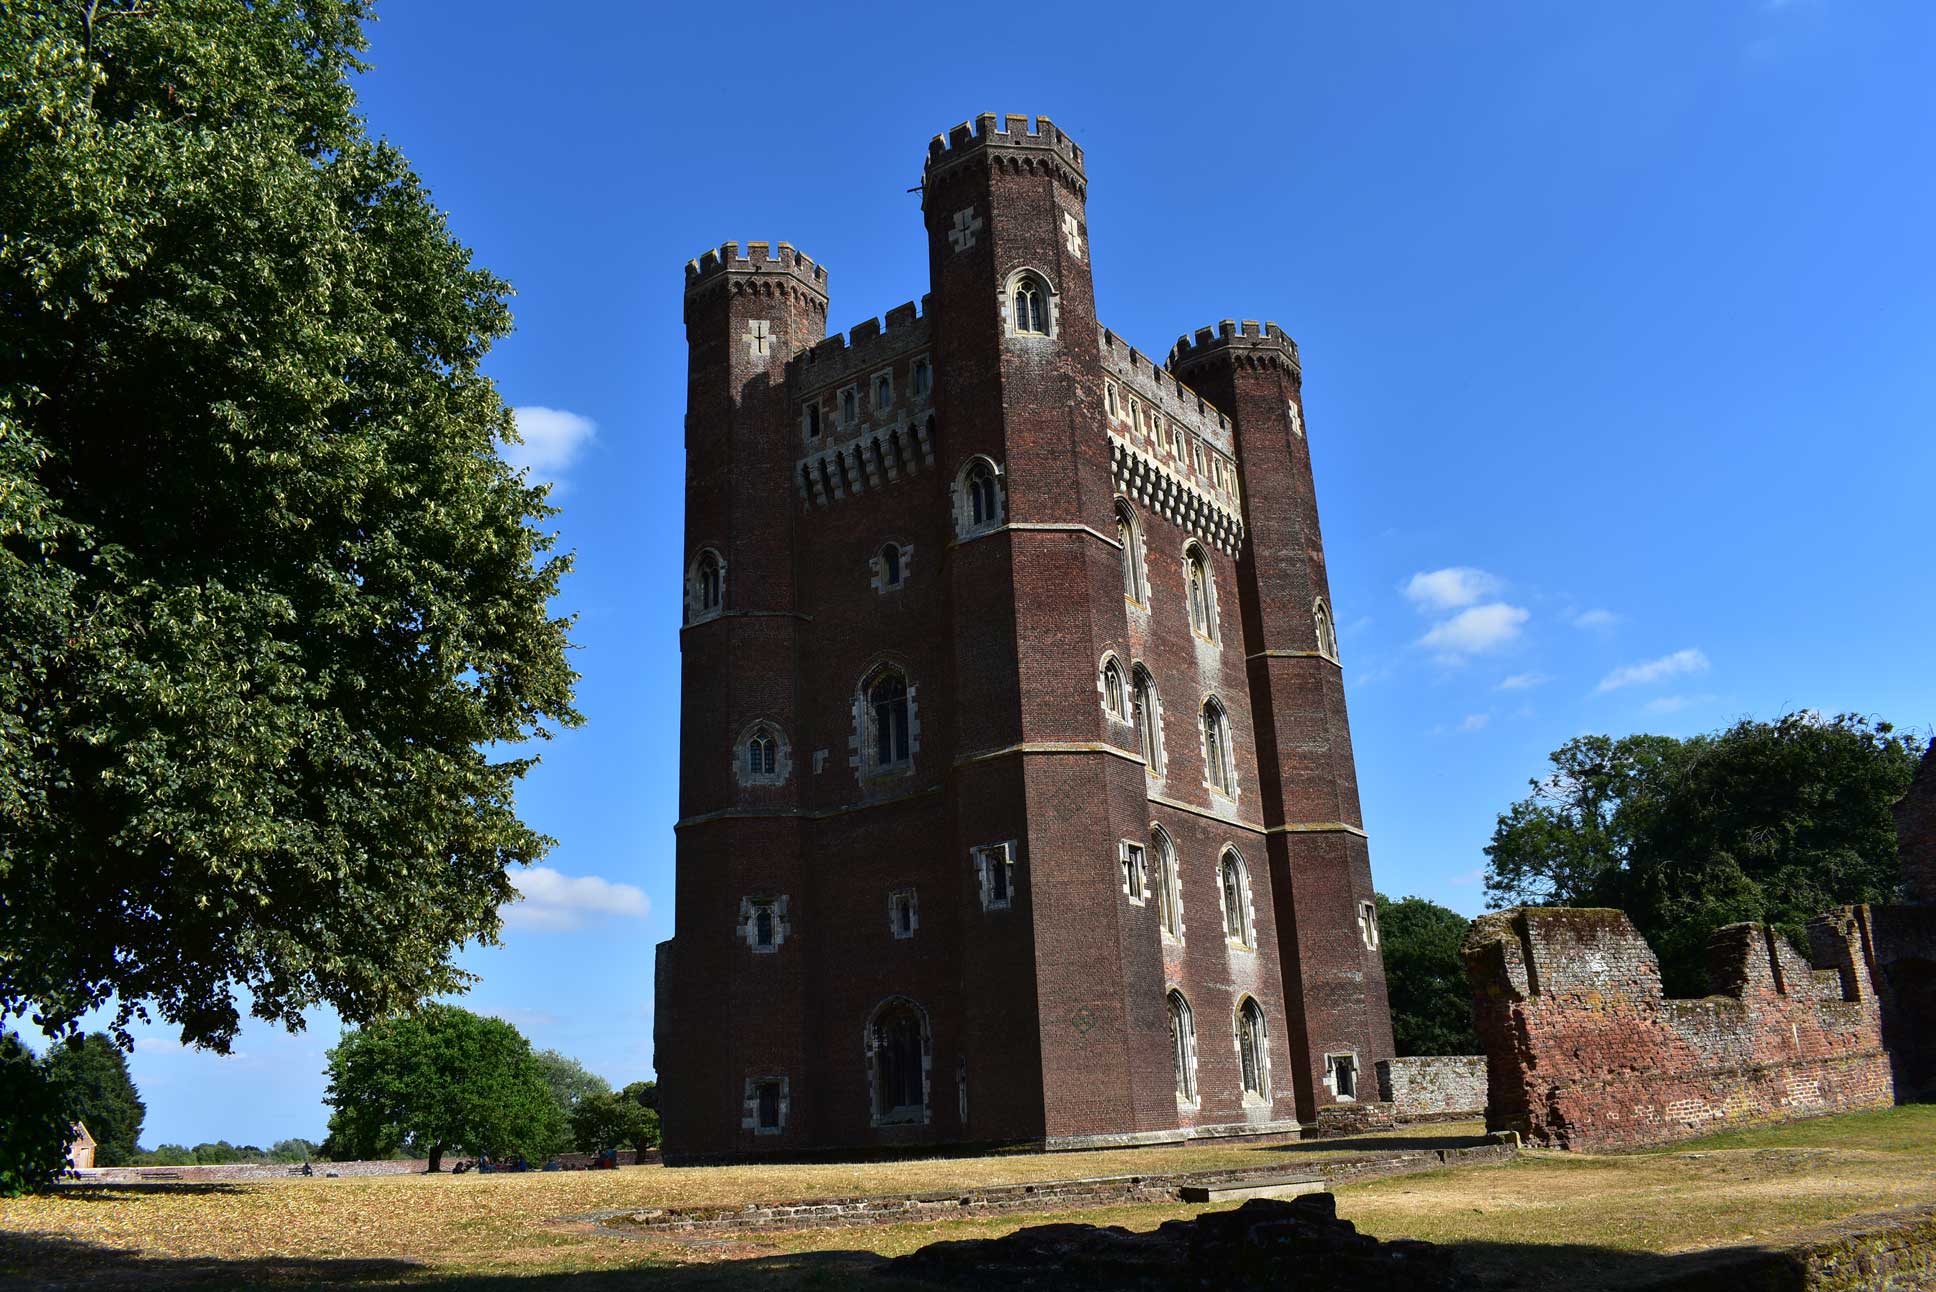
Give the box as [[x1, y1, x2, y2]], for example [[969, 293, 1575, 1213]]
[[1463, 907, 1894, 1152], [656, 114, 1393, 1162], [1376, 1056, 1486, 1120]]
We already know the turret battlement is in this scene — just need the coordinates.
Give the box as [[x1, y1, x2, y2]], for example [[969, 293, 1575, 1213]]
[[684, 240, 829, 300], [1167, 319, 1301, 376], [924, 114, 1085, 187], [793, 295, 934, 394]]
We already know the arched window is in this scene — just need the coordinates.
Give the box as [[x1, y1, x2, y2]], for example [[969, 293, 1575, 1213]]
[[880, 542, 904, 588], [747, 728, 777, 777], [1012, 278, 1047, 335], [865, 668, 912, 771], [1185, 545, 1213, 638], [1116, 501, 1146, 604], [1314, 598, 1338, 661], [842, 386, 858, 425], [867, 998, 931, 1124], [1132, 666, 1163, 776], [1100, 658, 1127, 722], [956, 458, 1004, 536], [1152, 827, 1182, 939], [1220, 849, 1251, 947], [1202, 697, 1233, 795], [688, 548, 725, 624], [1236, 997, 1268, 1098], [1168, 990, 1197, 1103]]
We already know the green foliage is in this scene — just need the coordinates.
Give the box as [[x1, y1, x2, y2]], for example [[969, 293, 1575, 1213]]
[[1375, 895, 1479, 1056], [621, 1079, 659, 1113], [0, 0, 579, 1053], [532, 1048, 610, 1153], [323, 1005, 560, 1170], [134, 1144, 194, 1167], [1485, 715, 1922, 995], [43, 1033, 144, 1166], [568, 1090, 658, 1154], [0, 1032, 73, 1195]]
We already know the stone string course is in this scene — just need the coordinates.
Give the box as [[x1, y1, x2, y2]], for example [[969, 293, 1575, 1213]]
[[1376, 1055, 1486, 1120], [1464, 906, 1894, 1152], [609, 1143, 1513, 1234]]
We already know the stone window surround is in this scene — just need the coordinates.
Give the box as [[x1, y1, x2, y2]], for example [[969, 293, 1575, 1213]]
[[849, 661, 920, 783], [685, 546, 726, 626], [1235, 997, 1273, 1103], [1358, 900, 1380, 952], [1182, 540, 1220, 643], [1199, 693, 1238, 804], [1131, 663, 1166, 780], [1219, 848, 1257, 951], [864, 995, 933, 1128], [733, 719, 792, 788], [1168, 987, 1199, 1107], [1324, 1050, 1360, 1103], [1097, 652, 1131, 726], [738, 894, 791, 954], [1314, 596, 1340, 663], [888, 886, 919, 940], [973, 840, 1017, 911], [1151, 824, 1184, 943], [909, 352, 934, 402], [1119, 838, 1149, 906], [1000, 266, 1059, 341], [839, 382, 859, 429], [742, 1075, 790, 1135], [1116, 500, 1149, 608], [951, 455, 1007, 539], [871, 541, 913, 594], [871, 367, 894, 413]]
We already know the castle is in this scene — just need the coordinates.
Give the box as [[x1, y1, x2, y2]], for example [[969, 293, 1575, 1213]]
[[654, 115, 1394, 1162]]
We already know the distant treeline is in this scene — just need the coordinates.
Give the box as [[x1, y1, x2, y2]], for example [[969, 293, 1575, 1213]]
[[132, 1139, 324, 1166]]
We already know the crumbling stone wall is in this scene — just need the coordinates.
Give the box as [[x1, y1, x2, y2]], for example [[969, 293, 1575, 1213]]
[[1376, 1056, 1485, 1120], [1463, 907, 1893, 1151]]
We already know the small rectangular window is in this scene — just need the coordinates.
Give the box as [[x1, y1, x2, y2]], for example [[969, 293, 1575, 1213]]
[[874, 370, 893, 410], [1172, 428, 1185, 458], [889, 888, 918, 939], [912, 357, 932, 398], [1193, 443, 1206, 474], [755, 1079, 782, 1130], [804, 403, 820, 439], [1328, 1053, 1358, 1102], [1119, 841, 1147, 905], [1105, 382, 1119, 417], [974, 842, 1015, 911], [841, 386, 858, 426]]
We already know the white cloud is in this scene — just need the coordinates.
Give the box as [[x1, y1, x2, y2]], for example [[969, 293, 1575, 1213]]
[[1594, 648, 1711, 694], [502, 866, 650, 932], [1570, 608, 1619, 631], [134, 1036, 184, 1054], [502, 406, 597, 481], [1401, 567, 1503, 613], [1458, 713, 1491, 733], [1418, 603, 1529, 657], [1497, 672, 1549, 691]]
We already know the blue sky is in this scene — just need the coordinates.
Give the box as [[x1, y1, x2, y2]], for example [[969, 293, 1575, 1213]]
[[66, 2, 1936, 1147]]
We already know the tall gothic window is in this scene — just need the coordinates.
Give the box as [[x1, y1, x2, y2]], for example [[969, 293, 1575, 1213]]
[[1013, 279, 1047, 334], [1315, 598, 1339, 661], [1185, 545, 1212, 637], [1237, 998, 1268, 1097], [1220, 849, 1251, 947], [1132, 666, 1163, 775], [688, 549, 724, 624], [880, 542, 904, 588], [958, 459, 1003, 535], [1168, 990, 1196, 1102], [868, 670, 911, 769], [1100, 658, 1126, 722], [869, 999, 930, 1123], [1116, 501, 1146, 603], [1152, 827, 1182, 938], [1202, 697, 1233, 795], [912, 356, 932, 398], [747, 728, 777, 777]]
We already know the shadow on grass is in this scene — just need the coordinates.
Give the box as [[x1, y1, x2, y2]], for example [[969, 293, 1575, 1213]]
[[1268, 1131, 1494, 1155], [0, 1223, 1835, 1292]]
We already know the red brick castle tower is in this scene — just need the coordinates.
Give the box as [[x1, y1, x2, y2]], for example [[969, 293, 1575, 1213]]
[[655, 116, 1393, 1162]]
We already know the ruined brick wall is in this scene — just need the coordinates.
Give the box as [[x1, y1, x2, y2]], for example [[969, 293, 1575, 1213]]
[[1899, 740, 1936, 906], [1376, 1056, 1485, 1120], [1463, 907, 1893, 1151]]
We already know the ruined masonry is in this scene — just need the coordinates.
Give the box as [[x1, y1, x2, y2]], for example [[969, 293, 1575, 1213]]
[[1464, 906, 1894, 1151]]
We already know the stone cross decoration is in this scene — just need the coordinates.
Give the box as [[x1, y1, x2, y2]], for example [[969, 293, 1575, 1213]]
[[1063, 210, 1083, 260], [745, 319, 772, 360], [1287, 400, 1304, 438], [948, 207, 982, 253]]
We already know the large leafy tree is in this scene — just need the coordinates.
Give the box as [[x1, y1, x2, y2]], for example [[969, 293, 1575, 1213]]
[[43, 1032, 144, 1165], [1375, 895, 1479, 1057], [323, 1005, 560, 1171], [0, 1034, 73, 1195], [0, 0, 578, 1057], [532, 1047, 608, 1152], [568, 1090, 659, 1155], [1484, 715, 1920, 995]]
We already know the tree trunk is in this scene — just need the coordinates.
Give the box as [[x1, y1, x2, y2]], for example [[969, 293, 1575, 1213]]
[[426, 1144, 443, 1173]]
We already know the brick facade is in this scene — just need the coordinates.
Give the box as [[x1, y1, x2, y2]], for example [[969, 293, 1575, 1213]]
[[1463, 907, 1894, 1152], [655, 115, 1393, 1163]]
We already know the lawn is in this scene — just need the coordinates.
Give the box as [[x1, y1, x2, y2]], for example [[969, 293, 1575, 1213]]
[[5, 1108, 1934, 1290]]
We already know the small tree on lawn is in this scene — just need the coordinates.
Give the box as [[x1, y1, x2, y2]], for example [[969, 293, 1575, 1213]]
[[323, 1006, 559, 1171], [569, 1091, 659, 1155], [43, 1034, 145, 1167]]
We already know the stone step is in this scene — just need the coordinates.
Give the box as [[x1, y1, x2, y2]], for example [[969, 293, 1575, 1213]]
[[1177, 1175, 1326, 1204]]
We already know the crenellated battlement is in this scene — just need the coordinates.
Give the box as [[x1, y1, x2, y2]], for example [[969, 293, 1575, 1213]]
[[1167, 319, 1301, 378], [684, 240, 829, 302], [924, 113, 1085, 193], [792, 296, 935, 394], [1099, 326, 1233, 452]]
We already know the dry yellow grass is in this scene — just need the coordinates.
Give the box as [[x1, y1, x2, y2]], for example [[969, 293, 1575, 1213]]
[[4, 1108, 1933, 1290]]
